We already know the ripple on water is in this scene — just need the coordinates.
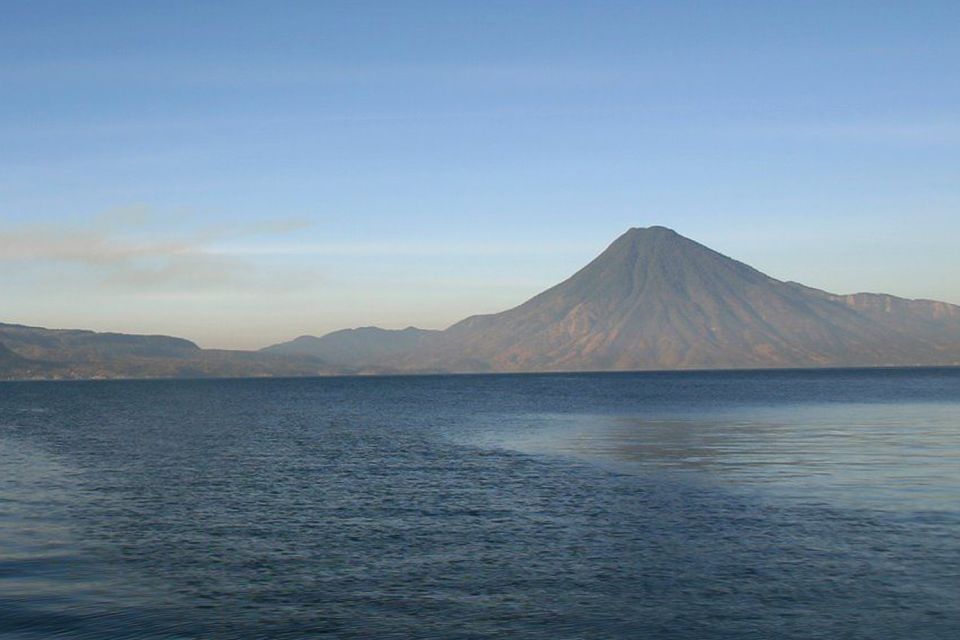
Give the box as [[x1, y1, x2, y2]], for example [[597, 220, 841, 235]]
[[0, 371, 958, 639]]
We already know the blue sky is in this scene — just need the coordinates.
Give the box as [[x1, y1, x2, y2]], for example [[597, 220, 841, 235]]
[[2, 1, 958, 348]]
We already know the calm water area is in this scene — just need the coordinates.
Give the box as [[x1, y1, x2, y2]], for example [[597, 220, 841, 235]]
[[1, 368, 958, 638]]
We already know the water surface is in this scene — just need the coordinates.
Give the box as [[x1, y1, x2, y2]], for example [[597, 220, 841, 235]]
[[1, 368, 958, 638]]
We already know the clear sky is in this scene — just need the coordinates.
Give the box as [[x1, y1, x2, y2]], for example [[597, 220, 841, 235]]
[[2, 1, 958, 349]]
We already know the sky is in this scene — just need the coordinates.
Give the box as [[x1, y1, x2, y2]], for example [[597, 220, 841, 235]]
[[2, 1, 959, 349]]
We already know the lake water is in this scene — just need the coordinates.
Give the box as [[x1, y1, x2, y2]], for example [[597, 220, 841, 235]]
[[1, 369, 958, 638]]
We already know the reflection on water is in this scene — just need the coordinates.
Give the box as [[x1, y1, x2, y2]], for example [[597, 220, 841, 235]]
[[501, 402, 960, 514]]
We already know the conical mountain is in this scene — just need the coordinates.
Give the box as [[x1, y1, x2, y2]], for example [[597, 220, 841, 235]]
[[265, 226, 960, 372], [390, 226, 960, 371]]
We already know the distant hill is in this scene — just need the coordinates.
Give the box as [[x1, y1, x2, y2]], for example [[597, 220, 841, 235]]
[[267, 226, 960, 372], [262, 326, 441, 368], [0, 322, 201, 362], [0, 323, 335, 380]]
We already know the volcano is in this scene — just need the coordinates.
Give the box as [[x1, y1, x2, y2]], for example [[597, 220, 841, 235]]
[[267, 226, 960, 372]]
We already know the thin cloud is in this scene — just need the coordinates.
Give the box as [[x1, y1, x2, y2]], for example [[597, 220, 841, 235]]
[[0, 207, 317, 292]]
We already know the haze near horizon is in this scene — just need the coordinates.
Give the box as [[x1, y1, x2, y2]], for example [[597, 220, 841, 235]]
[[3, 1, 959, 349]]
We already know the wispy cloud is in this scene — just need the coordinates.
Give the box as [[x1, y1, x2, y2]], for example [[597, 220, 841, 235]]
[[0, 206, 316, 292]]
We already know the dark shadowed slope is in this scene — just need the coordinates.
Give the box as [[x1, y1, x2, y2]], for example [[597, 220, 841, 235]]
[[270, 226, 960, 372], [0, 341, 28, 364], [0, 341, 44, 374]]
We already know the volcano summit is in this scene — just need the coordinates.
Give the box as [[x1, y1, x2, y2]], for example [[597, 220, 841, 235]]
[[265, 226, 960, 373]]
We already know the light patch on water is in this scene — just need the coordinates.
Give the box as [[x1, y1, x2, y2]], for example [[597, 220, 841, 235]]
[[488, 402, 960, 515]]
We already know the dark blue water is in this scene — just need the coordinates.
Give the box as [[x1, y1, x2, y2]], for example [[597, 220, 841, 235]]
[[1, 369, 958, 639]]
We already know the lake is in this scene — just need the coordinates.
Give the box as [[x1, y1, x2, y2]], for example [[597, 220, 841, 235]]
[[1, 368, 958, 638]]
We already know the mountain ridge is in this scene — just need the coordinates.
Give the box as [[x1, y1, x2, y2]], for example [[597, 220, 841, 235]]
[[268, 226, 960, 372], [0, 322, 337, 380], [2, 226, 958, 379]]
